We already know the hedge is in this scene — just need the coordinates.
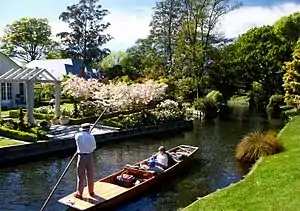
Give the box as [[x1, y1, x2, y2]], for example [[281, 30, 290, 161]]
[[0, 127, 38, 142], [37, 98, 72, 106], [9, 110, 55, 120]]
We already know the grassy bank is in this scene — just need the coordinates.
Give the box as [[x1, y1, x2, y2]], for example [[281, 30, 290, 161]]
[[184, 116, 300, 211], [0, 139, 22, 147]]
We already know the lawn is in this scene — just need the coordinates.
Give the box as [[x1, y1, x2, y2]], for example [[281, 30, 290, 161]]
[[184, 116, 300, 211], [0, 139, 22, 147]]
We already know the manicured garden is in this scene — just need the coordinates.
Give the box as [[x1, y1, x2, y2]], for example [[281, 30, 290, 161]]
[[0, 76, 194, 142], [184, 116, 300, 211]]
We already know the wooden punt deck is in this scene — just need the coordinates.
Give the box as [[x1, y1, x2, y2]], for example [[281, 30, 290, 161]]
[[58, 181, 129, 210]]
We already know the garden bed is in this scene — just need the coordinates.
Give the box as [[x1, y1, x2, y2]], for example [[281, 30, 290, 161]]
[[184, 116, 300, 211]]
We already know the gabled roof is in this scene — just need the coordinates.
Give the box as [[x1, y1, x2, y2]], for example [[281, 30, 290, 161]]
[[0, 51, 22, 69], [25, 59, 100, 79], [0, 67, 59, 83]]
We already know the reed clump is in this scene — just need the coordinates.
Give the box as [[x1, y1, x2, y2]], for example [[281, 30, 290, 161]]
[[235, 130, 283, 163]]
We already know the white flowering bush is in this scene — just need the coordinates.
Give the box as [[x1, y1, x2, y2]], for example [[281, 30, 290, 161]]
[[35, 106, 54, 114], [62, 75, 168, 114], [157, 99, 178, 110]]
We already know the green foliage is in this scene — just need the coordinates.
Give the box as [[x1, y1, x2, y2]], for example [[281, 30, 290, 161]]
[[9, 110, 55, 120], [206, 43, 240, 100], [174, 77, 197, 102], [249, 81, 268, 109], [266, 94, 285, 119], [29, 127, 50, 140], [45, 50, 69, 59], [206, 90, 224, 105], [193, 97, 218, 120], [227, 25, 290, 108], [38, 120, 51, 131], [0, 126, 38, 142], [113, 76, 134, 85], [235, 130, 283, 163], [102, 107, 184, 129], [57, 0, 112, 64], [274, 12, 300, 45], [149, 0, 182, 73], [283, 108, 300, 118], [0, 17, 55, 62], [100, 51, 127, 70], [39, 84, 55, 99], [283, 48, 300, 109]]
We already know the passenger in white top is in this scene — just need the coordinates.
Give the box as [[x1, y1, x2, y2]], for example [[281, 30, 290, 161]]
[[155, 146, 168, 169], [73, 123, 96, 200]]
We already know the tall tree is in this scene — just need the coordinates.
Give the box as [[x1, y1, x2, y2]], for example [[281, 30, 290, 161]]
[[274, 12, 300, 48], [57, 0, 112, 64], [0, 17, 54, 62], [175, 0, 239, 97], [149, 0, 183, 74], [124, 37, 164, 77]]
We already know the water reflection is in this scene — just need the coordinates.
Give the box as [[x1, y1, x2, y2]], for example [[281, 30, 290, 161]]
[[0, 108, 283, 211]]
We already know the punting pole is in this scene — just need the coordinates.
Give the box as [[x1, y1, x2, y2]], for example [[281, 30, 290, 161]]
[[39, 108, 108, 211]]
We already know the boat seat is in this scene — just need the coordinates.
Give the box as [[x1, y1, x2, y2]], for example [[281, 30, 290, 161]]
[[124, 166, 155, 179]]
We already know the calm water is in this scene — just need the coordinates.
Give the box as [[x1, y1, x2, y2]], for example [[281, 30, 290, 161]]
[[0, 110, 283, 211]]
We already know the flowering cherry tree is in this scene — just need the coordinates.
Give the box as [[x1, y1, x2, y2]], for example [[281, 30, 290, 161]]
[[62, 75, 168, 113]]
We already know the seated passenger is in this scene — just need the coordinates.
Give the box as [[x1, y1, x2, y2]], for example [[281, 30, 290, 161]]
[[155, 146, 168, 169], [140, 146, 169, 173]]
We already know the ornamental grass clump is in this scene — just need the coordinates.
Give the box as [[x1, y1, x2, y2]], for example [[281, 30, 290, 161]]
[[235, 130, 283, 163]]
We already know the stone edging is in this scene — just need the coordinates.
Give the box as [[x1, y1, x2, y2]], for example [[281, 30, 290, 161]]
[[0, 120, 193, 168]]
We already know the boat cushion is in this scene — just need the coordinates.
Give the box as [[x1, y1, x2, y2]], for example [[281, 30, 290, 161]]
[[116, 173, 136, 188]]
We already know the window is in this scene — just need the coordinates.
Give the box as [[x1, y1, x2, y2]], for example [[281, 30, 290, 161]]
[[6, 83, 12, 100], [1, 82, 12, 101], [19, 83, 24, 95], [1, 83, 5, 101]]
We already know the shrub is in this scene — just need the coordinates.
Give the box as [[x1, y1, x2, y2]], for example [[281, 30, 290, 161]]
[[35, 106, 54, 114], [9, 110, 55, 120], [206, 90, 224, 105], [29, 127, 50, 140], [174, 77, 196, 102], [9, 110, 20, 118], [193, 97, 218, 120], [235, 130, 283, 163], [0, 126, 38, 142], [266, 94, 285, 119], [182, 102, 192, 108], [283, 108, 300, 118], [38, 120, 51, 131]]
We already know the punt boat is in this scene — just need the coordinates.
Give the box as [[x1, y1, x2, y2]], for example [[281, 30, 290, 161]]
[[58, 144, 199, 210]]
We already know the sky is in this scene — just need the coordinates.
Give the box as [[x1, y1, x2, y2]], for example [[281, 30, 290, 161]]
[[0, 0, 300, 52]]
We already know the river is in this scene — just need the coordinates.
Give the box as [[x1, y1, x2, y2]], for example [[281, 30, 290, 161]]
[[0, 108, 283, 211]]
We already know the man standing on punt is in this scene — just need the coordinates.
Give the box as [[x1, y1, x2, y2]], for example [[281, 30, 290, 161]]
[[73, 123, 97, 200]]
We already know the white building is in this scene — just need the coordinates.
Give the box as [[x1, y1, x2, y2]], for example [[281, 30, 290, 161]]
[[0, 51, 25, 109]]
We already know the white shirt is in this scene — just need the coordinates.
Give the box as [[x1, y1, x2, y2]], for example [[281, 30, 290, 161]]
[[50, 99, 55, 103], [75, 131, 96, 154], [156, 153, 168, 168]]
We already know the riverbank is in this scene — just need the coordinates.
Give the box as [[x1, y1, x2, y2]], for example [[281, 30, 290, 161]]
[[0, 120, 193, 168], [184, 116, 300, 211]]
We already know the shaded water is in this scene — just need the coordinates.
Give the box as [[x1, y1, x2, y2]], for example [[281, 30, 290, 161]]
[[0, 109, 283, 211]]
